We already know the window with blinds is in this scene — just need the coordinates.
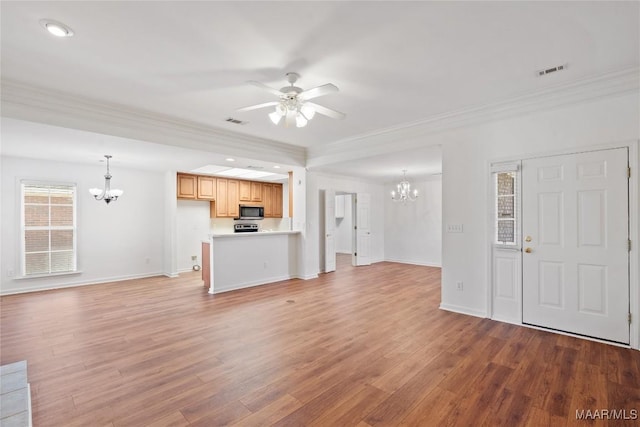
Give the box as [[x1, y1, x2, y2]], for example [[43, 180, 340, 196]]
[[21, 183, 77, 276]]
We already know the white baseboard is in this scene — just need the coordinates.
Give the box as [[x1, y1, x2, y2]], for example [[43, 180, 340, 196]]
[[439, 303, 487, 318], [212, 274, 297, 294], [384, 258, 442, 268], [296, 273, 319, 280], [0, 271, 165, 296]]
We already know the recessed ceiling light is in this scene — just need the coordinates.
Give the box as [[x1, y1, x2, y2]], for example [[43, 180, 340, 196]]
[[40, 19, 74, 37], [225, 158, 235, 162], [273, 165, 281, 169]]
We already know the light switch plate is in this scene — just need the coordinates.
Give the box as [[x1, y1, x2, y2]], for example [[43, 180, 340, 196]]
[[447, 224, 464, 233]]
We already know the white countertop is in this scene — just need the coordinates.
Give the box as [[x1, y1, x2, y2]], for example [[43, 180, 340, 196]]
[[208, 230, 301, 239]]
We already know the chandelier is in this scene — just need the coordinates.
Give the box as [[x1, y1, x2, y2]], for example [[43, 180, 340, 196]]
[[89, 155, 123, 204], [391, 170, 418, 203]]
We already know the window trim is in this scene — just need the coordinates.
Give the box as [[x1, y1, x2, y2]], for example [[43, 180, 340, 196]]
[[19, 180, 78, 278]]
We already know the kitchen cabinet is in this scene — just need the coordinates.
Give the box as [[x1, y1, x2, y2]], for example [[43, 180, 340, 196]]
[[212, 178, 239, 218], [251, 182, 263, 202], [228, 180, 239, 217], [197, 176, 216, 200], [239, 180, 251, 202], [178, 172, 282, 218], [263, 184, 273, 217], [274, 184, 283, 217], [177, 173, 197, 199], [262, 183, 283, 218]]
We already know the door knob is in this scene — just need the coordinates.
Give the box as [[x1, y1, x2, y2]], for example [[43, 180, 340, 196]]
[[525, 236, 532, 242], [525, 247, 532, 253]]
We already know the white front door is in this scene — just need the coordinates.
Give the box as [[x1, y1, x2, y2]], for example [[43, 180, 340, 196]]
[[522, 148, 629, 344], [324, 189, 336, 273], [355, 193, 372, 266]]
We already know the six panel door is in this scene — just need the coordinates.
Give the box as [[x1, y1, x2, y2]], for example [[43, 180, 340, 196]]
[[521, 148, 629, 344]]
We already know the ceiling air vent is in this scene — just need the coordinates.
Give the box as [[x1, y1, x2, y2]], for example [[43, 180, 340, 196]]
[[537, 64, 567, 77], [246, 165, 264, 170], [225, 117, 247, 125]]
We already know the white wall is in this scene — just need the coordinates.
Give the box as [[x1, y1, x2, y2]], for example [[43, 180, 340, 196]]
[[439, 93, 639, 318], [1, 156, 165, 294], [335, 195, 353, 253], [305, 172, 385, 277], [176, 199, 211, 272], [384, 175, 442, 266]]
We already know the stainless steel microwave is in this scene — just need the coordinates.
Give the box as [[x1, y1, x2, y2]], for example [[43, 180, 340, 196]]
[[238, 205, 264, 220]]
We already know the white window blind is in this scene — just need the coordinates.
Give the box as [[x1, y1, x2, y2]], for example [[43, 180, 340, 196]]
[[21, 182, 77, 276]]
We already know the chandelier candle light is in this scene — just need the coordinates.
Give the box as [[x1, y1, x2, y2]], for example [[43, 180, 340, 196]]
[[391, 170, 418, 203], [89, 155, 123, 204]]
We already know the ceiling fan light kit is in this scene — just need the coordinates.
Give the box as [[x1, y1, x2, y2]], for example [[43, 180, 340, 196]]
[[238, 72, 345, 128]]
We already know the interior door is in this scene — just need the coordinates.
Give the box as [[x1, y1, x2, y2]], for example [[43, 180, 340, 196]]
[[355, 193, 372, 266], [324, 189, 336, 273], [522, 148, 629, 344]]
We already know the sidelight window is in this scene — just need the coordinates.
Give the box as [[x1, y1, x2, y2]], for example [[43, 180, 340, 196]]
[[492, 163, 520, 246]]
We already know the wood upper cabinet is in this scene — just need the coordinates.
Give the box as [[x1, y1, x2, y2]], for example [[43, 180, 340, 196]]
[[251, 182, 263, 202], [261, 183, 283, 218], [239, 180, 251, 202], [215, 178, 229, 217], [197, 176, 216, 200], [213, 178, 239, 218], [273, 184, 283, 218], [177, 174, 197, 199], [263, 183, 273, 217], [227, 180, 239, 218], [178, 173, 216, 200]]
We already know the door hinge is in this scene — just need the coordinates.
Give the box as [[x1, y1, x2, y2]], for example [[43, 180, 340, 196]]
[[629, 239, 632, 252], [354, 252, 357, 256], [628, 167, 632, 179], [629, 313, 632, 324], [354, 226, 357, 230]]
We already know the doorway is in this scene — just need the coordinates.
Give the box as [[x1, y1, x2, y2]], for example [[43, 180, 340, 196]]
[[321, 190, 372, 273]]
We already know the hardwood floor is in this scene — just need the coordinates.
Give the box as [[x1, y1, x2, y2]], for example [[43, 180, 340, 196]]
[[1, 256, 639, 426]]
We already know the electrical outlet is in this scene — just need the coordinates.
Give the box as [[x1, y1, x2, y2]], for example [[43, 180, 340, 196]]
[[456, 281, 463, 291], [191, 255, 197, 261]]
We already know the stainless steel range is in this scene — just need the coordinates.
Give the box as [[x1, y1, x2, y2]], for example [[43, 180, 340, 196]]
[[234, 223, 258, 233]]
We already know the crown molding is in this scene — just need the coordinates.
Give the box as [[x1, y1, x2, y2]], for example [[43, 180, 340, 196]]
[[0, 80, 306, 166], [307, 67, 640, 168]]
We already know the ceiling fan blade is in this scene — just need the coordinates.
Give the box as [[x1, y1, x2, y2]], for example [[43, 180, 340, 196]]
[[247, 81, 284, 97], [305, 102, 346, 120], [237, 101, 279, 112], [299, 83, 338, 100], [285, 109, 296, 127]]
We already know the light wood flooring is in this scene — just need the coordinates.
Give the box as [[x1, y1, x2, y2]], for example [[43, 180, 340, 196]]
[[1, 255, 639, 426]]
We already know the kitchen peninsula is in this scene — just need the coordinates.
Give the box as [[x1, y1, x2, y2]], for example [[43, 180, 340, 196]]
[[203, 230, 301, 294]]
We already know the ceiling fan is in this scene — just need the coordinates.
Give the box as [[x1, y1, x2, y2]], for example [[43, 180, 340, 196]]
[[238, 72, 346, 128]]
